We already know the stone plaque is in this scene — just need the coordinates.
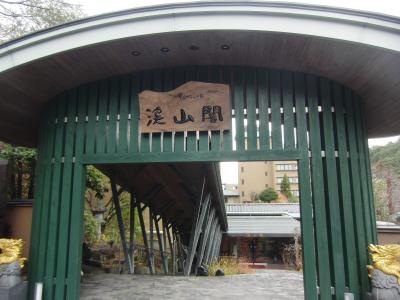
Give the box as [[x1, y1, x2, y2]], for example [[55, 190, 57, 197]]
[[139, 81, 231, 133]]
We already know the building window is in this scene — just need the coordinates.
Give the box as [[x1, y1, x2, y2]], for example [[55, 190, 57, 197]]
[[265, 172, 268, 176], [265, 184, 268, 187], [276, 164, 298, 171], [241, 179, 244, 185], [241, 166, 244, 172], [276, 176, 299, 184], [242, 191, 245, 197], [293, 190, 300, 196]]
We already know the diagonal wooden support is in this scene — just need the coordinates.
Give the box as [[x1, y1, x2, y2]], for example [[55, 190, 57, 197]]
[[173, 227, 184, 272], [211, 227, 222, 265], [129, 193, 135, 274], [195, 207, 215, 274], [136, 201, 154, 275], [149, 207, 155, 273], [110, 177, 133, 274], [165, 222, 173, 255], [203, 216, 218, 266], [182, 175, 207, 275], [183, 188, 211, 276], [211, 229, 222, 264], [154, 212, 168, 274], [162, 219, 168, 258]]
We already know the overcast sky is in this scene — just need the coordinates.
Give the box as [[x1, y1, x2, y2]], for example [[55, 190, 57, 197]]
[[70, 0, 400, 17], [69, 0, 399, 183]]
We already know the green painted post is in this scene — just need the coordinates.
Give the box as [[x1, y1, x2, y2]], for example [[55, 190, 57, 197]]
[[222, 66, 233, 151], [129, 73, 140, 153], [209, 65, 222, 152], [54, 90, 78, 299], [281, 71, 295, 149], [152, 70, 163, 153], [294, 73, 318, 300], [118, 75, 130, 154], [245, 68, 257, 151], [198, 66, 210, 152], [163, 68, 174, 153], [85, 82, 99, 155], [108, 77, 119, 154], [344, 92, 370, 297], [28, 102, 56, 297], [257, 69, 269, 150], [173, 67, 186, 153], [307, 75, 332, 300], [333, 84, 359, 298], [233, 67, 245, 151], [320, 78, 345, 300], [43, 96, 67, 300], [270, 70, 282, 150], [96, 80, 109, 154], [66, 87, 88, 300]]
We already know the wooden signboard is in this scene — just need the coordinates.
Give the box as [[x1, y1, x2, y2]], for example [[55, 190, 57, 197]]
[[139, 81, 231, 133]]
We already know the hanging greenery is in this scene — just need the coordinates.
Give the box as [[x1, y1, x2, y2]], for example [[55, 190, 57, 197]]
[[0, 144, 37, 199]]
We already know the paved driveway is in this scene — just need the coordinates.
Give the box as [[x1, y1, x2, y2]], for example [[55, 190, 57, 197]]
[[80, 269, 304, 300]]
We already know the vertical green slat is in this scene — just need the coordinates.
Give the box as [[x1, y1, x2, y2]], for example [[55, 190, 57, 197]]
[[34, 103, 56, 278], [222, 66, 233, 151], [152, 70, 163, 153], [28, 102, 56, 297], [27, 114, 45, 296], [208, 66, 222, 152], [320, 78, 345, 299], [85, 83, 98, 155], [362, 107, 378, 244], [257, 69, 269, 150], [108, 77, 119, 154], [270, 70, 283, 150], [281, 72, 295, 149], [140, 71, 152, 153], [163, 68, 173, 152], [245, 68, 257, 151], [344, 92, 369, 297], [174, 67, 185, 153], [129, 73, 140, 153], [233, 67, 245, 151], [185, 66, 198, 152], [333, 84, 359, 298], [118, 75, 130, 154], [294, 73, 318, 300], [359, 96, 377, 244], [54, 90, 78, 299], [96, 80, 109, 154], [66, 87, 88, 300], [307, 75, 332, 300], [354, 96, 373, 245], [198, 66, 209, 152], [44, 95, 67, 300]]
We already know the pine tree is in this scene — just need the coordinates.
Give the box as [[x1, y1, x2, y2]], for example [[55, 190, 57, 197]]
[[280, 174, 292, 198]]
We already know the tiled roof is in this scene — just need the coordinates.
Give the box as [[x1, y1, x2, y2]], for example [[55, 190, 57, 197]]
[[227, 215, 301, 237], [226, 203, 300, 216]]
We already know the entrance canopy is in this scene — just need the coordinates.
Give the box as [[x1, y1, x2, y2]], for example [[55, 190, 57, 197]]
[[1, 2, 400, 145], [97, 162, 228, 242]]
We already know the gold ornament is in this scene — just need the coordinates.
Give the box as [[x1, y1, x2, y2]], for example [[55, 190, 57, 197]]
[[368, 244, 400, 284], [0, 239, 26, 268]]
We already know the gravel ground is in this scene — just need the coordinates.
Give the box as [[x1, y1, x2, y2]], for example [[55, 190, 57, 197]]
[[80, 269, 304, 300]]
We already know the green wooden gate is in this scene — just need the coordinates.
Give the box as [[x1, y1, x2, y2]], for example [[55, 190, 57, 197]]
[[29, 66, 377, 300]]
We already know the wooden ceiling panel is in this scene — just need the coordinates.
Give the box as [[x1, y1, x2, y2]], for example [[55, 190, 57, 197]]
[[1, 30, 400, 145]]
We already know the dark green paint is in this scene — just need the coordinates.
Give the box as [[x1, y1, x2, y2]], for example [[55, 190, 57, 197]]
[[29, 66, 376, 300]]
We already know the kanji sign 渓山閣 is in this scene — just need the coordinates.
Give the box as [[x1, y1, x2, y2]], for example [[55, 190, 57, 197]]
[[139, 81, 231, 133]]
